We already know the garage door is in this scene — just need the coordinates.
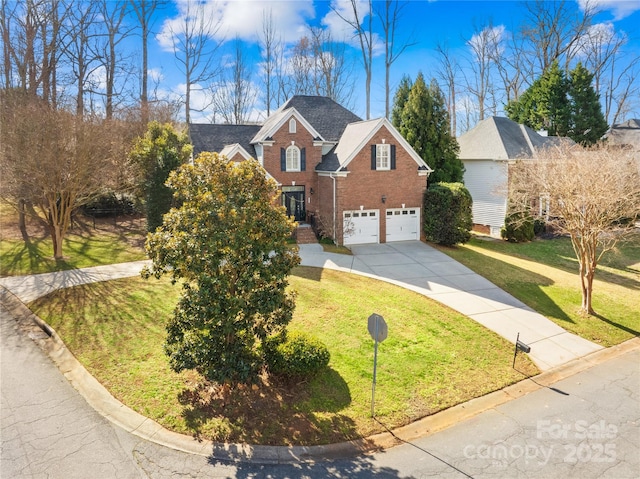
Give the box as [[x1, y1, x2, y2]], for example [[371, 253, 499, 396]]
[[386, 208, 420, 242], [343, 210, 379, 245]]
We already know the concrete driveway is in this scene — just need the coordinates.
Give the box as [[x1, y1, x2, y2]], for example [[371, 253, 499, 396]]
[[299, 241, 602, 371]]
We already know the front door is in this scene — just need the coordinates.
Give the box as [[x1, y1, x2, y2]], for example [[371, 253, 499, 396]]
[[282, 186, 306, 222]]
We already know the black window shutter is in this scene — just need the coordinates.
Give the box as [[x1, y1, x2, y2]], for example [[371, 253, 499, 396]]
[[301, 147, 306, 171], [371, 144, 376, 170], [280, 148, 286, 171], [391, 144, 396, 170]]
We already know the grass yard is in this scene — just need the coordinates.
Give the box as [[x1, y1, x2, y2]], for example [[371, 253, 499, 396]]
[[30, 266, 537, 446], [0, 201, 146, 276], [435, 234, 640, 347]]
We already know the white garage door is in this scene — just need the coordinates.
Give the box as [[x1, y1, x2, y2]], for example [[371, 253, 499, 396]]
[[343, 210, 379, 245], [386, 208, 420, 242]]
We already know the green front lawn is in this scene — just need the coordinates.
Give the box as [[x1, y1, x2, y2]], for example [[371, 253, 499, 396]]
[[0, 202, 146, 276], [435, 235, 640, 347], [30, 266, 537, 446]]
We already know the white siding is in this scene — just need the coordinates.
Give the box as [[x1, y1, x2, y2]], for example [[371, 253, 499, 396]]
[[463, 160, 508, 237]]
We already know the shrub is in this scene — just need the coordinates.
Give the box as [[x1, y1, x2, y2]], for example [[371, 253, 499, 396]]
[[533, 218, 547, 236], [423, 182, 472, 246], [501, 211, 535, 242], [264, 332, 330, 379], [82, 192, 137, 217]]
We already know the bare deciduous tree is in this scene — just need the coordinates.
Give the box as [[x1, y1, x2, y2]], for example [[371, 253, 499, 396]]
[[164, 0, 222, 124], [520, 0, 598, 78], [95, 0, 134, 119], [258, 8, 279, 117], [435, 42, 459, 136], [62, 0, 102, 117], [332, 0, 373, 119], [464, 23, 502, 122], [0, 94, 128, 259], [508, 143, 640, 315], [211, 37, 256, 124], [129, 0, 164, 124], [376, 0, 414, 119]]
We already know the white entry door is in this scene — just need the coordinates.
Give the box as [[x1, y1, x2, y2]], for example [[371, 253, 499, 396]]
[[343, 210, 379, 245], [386, 208, 420, 242]]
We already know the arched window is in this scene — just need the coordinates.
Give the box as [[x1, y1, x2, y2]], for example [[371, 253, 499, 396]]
[[286, 145, 300, 171], [289, 118, 297, 133]]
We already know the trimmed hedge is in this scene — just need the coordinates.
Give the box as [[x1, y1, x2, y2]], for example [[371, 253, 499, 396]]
[[264, 332, 330, 379], [423, 182, 472, 246]]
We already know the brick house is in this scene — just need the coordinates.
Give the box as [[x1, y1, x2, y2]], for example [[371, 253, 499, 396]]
[[189, 95, 432, 245]]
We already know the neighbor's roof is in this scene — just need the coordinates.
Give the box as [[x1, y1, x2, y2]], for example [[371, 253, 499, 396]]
[[606, 119, 640, 149], [458, 116, 562, 160], [189, 124, 260, 158]]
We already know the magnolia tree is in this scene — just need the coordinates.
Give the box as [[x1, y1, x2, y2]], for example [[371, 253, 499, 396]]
[[508, 143, 640, 315], [143, 152, 300, 387]]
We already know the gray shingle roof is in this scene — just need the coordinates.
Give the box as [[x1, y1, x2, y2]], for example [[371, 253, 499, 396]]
[[458, 116, 566, 160], [189, 124, 260, 158], [606, 119, 640, 149], [280, 95, 362, 141]]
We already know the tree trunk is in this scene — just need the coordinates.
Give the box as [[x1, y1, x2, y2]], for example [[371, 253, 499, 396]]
[[18, 198, 28, 241]]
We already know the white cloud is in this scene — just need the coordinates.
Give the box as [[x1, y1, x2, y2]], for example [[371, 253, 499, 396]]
[[322, 0, 383, 56], [157, 0, 315, 52], [578, 0, 640, 20], [148, 68, 164, 83], [467, 25, 507, 55], [572, 22, 619, 58]]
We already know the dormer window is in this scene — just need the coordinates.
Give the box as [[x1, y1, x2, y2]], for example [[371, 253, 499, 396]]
[[289, 118, 297, 133], [286, 145, 300, 171]]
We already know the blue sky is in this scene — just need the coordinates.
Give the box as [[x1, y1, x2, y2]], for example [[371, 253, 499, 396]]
[[140, 0, 640, 126]]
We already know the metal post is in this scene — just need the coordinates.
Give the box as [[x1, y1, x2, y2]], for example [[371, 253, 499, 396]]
[[371, 319, 379, 417], [512, 332, 520, 368]]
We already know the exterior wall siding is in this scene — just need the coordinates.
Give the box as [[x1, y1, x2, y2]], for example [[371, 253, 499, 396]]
[[463, 160, 508, 237], [334, 126, 427, 245], [262, 119, 320, 222]]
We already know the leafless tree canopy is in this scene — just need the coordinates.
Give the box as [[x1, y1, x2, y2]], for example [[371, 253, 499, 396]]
[[508, 142, 640, 314], [0, 92, 133, 259]]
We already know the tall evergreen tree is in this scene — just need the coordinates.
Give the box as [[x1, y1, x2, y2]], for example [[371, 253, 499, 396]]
[[506, 61, 571, 137], [129, 122, 192, 232], [391, 75, 412, 129], [393, 73, 462, 184], [569, 63, 608, 146]]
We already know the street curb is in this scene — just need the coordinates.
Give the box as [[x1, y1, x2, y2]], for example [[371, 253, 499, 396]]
[[2, 285, 639, 464]]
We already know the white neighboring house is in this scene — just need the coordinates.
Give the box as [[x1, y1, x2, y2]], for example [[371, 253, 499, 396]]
[[458, 116, 565, 238]]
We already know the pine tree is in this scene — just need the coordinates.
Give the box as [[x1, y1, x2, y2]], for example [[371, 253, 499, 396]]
[[391, 75, 412, 129], [569, 63, 608, 146], [506, 61, 571, 136], [393, 73, 462, 183]]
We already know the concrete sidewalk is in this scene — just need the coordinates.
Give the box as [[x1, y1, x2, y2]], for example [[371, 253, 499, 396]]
[[0, 260, 151, 303], [298, 241, 602, 371], [0, 241, 602, 370]]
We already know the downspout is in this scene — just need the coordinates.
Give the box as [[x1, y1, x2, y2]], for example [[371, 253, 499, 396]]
[[330, 173, 337, 243]]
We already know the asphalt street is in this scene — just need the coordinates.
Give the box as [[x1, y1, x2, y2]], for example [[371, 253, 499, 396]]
[[1, 298, 638, 478]]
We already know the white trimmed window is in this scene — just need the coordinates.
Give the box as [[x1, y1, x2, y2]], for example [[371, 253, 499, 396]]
[[289, 118, 297, 133], [376, 143, 390, 170], [286, 145, 300, 171]]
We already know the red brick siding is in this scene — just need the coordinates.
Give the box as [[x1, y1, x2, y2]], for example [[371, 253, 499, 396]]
[[262, 119, 320, 222], [317, 126, 427, 245]]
